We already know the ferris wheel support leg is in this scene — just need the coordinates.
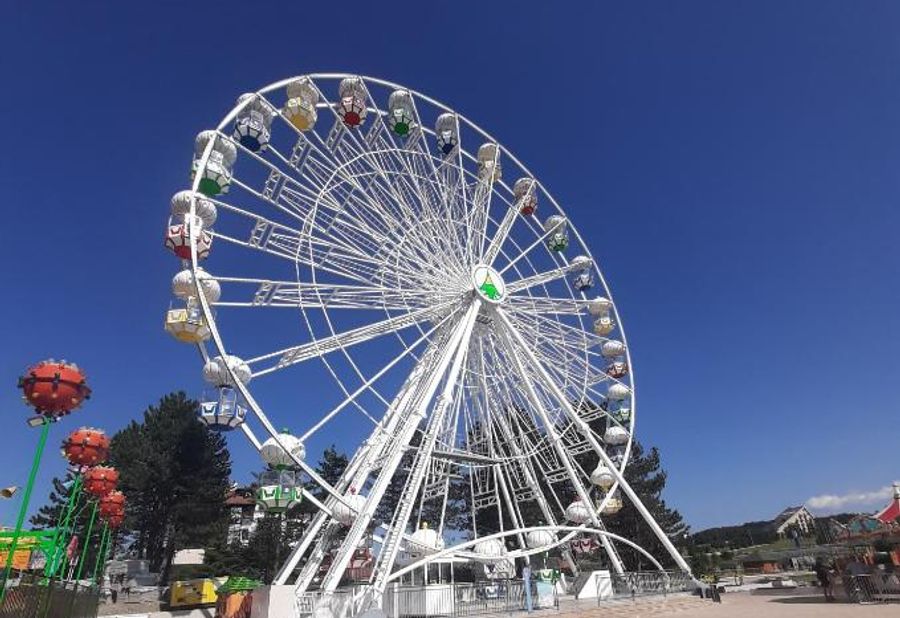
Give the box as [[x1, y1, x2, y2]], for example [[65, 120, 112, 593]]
[[275, 443, 376, 586], [493, 463, 528, 559], [369, 302, 483, 598], [497, 309, 693, 576], [318, 303, 482, 598], [496, 319, 625, 577], [598, 530, 626, 575], [284, 334, 460, 591], [273, 509, 329, 585]]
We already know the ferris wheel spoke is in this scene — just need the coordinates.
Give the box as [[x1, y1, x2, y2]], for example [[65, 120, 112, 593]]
[[481, 335, 590, 525], [300, 305, 464, 443], [297, 84, 463, 264], [507, 312, 628, 386], [212, 192, 386, 268], [210, 277, 442, 311], [354, 97, 468, 263], [499, 307, 624, 447], [259, 130, 431, 263], [504, 260, 593, 295], [467, 145, 503, 260], [219, 129, 395, 247], [495, 223, 564, 277], [492, 316, 604, 530], [246, 300, 461, 377], [220, 176, 391, 275], [505, 305, 604, 349], [506, 295, 591, 316], [210, 195, 457, 291], [211, 227, 381, 287], [502, 319, 605, 392], [481, 201, 519, 266], [286, 145, 468, 277], [282, 156, 400, 249], [262, 104, 404, 231]]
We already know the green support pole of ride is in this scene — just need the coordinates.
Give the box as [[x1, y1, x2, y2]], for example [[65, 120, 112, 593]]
[[45, 474, 83, 579], [73, 501, 98, 583], [91, 524, 109, 585], [0, 416, 52, 607], [38, 474, 85, 618]]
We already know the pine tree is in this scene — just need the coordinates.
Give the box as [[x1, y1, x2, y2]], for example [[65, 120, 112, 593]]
[[30, 472, 77, 529], [299, 444, 349, 518], [456, 406, 688, 570], [108, 391, 232, 581], [209, 446, 348, 584], [602, 442, 689, 570], [30, 470, 111, 577], [316, 446, 349, 487]]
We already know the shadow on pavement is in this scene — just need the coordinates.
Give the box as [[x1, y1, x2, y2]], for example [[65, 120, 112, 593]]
[[769, 596, 845, 604]]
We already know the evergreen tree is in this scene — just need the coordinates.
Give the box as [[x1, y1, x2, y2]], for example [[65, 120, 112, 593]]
[[108, 391, 232, 581], [208, 446, 348, 583], [316, 446, 350, 487], [602, 442, 689, 570], [241, 513, 305, 583], [31, 470, 115, 578], [30, 472, 77, 529], [373, 428, 466, 532], [299, 444, 349, 518], [456, 407, 688, 570]]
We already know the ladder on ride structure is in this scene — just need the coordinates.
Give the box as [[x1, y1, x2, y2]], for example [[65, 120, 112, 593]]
[[369, 395, 454, 593], [315, 307, 479, 598], [289, 335, 454, 594]]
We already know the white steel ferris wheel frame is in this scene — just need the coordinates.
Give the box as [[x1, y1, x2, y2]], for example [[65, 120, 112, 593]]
[[177, 73, 692, 606]]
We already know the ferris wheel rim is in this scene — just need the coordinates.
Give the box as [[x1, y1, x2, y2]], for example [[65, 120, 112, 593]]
[[178, 73, 642, 563]]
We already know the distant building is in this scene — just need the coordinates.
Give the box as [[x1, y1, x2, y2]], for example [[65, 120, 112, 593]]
[[771, 505, 816, 537], [172, 548, 206, 565], [226, 486, 264, 545]]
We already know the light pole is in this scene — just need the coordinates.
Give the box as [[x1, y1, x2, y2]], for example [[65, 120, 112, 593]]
[[0, 416, 52, 604], [0, 360, 91, 607]]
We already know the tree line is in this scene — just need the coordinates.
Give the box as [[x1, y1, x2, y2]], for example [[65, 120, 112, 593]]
[[32, 391, 688, 582]]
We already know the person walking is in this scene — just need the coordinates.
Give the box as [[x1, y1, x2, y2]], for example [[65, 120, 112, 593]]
[[814, 558, 835, 602]]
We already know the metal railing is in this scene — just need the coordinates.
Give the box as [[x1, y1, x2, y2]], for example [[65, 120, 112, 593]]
[[0, 572, 99, 618], [383, 580, 555, 618], [609, 571, 694, 599], [844, 573, 900, 604], [298, 579, 557, 618]]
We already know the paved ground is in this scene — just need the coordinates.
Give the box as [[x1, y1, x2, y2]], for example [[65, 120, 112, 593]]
[[96, 590, 899, 617], [569, 591, 899, 617], [679, 591, 897, 617]]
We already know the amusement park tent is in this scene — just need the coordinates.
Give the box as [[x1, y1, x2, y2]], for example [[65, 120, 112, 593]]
[[875, 483, 900, 524]]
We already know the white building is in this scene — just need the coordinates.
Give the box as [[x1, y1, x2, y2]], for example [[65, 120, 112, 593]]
[[225, 486, 265, 545], [772, 505, 816, 537]]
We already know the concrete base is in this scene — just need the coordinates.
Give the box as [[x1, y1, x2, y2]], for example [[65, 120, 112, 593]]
[[251, 584, 296, 618], [575, 570, 613, 600]]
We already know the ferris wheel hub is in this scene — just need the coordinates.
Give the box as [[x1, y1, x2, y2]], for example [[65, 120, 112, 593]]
[[471, 264, 505, 304]]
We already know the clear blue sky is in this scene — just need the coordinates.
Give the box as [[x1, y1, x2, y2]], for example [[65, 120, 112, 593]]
[[0, 1, 898, 532]]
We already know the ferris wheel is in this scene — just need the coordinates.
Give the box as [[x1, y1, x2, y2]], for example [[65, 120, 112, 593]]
[[163, 73, 692, 613]]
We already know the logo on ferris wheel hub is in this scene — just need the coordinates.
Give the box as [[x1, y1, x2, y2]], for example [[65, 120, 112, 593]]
[[472, 265, 505, 304]]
